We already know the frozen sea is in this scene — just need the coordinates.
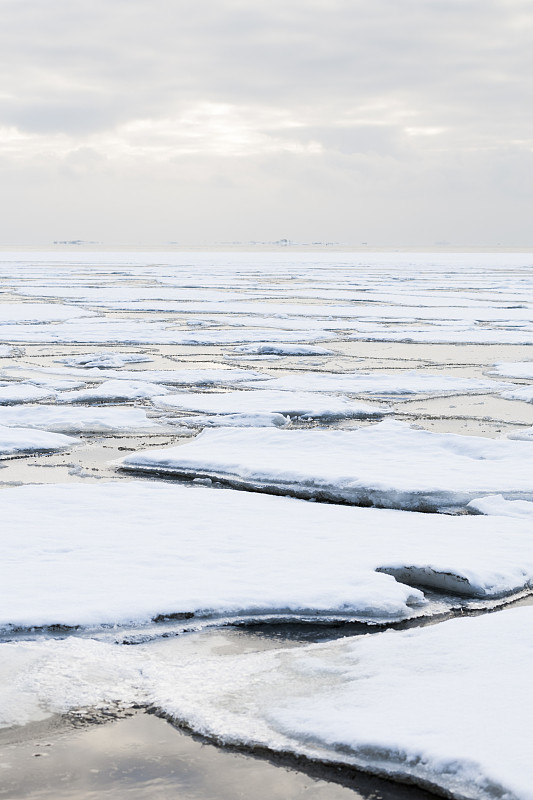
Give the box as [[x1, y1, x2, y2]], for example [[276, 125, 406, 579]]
[[1, 248, 533, 800]]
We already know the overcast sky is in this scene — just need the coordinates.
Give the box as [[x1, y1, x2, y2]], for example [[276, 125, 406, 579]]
[[1, 0, 532, 246]]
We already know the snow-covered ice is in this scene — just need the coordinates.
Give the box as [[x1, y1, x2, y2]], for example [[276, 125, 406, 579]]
[[0, 425, 79, 456], [0, 384, 55, 404], [0, 303, 94, 323], [231, 343, 335, 356], [2, 607, 533, 800], [152, 390, 388, 420], [0, 406, 162, 433], [56, 352, 153, 368], [56, 379, 170, 403], [243, 371, 512, 396], [501, 385, 533, 403], [2, 481, 533, 633], [467, 494, 533, 518], [143, 608, 533, 800], [490, 361, 533, 379], [173, 412, 290, 428], [121, 420, 533, 510]]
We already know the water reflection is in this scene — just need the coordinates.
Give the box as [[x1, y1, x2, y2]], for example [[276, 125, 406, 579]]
[[0, 713, 436, 800]]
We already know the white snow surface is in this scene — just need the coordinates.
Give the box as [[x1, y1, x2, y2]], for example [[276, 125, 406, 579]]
[[152, 390, 388, 420], [508, 426, 533, 441], [490, 361, 533, 379], [0, 425, 78, 456], [56, 379, 170, 403], [145, 608, 533, 800], [2, 609, 533, 800], [56, 352, 153, 368], [0, 303, 93, 323], [171, 412, 290, 428], [121, 420, 533, 510], [243, 371, 511, 395], [0, 384, 55, 404], [0, 406, 161, 433], [5, 366, 266, 387], [0, 345, 14, 357], [501, 385, 533, 403], [231, 344, 335, 356], [2, 482, 533, 634], [467, 494, 533, 518]]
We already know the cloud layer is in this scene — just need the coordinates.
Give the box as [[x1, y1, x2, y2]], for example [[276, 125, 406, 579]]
[[1, 0, 532, 245]]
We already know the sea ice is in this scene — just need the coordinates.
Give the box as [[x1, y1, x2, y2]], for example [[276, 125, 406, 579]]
[[0, 303, 94, 323], [0, 406, 162, 433], [231, 344, 335, 356], [242, 371, 511, 396], [0, 425, 79, 456], [3, 607, 533, 799], [143, 608, 533, 800], [0, 384, 56, 404], [2, 482, 533, 633], [152, 390, 388, 420], [56, 379, 170, 403], [57, 352, 153, 368], [121, 420, 533, 510], [490, 361, 533, 379], [501, 385, 533, 403], [467, 494, 533, 518]]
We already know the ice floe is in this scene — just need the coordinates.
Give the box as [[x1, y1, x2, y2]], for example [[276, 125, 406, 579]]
[[121, 420, 533, 510], [501, 385, 533, 403], [56, 379, 170, 403], [0, 425, 79, 456], [490, 361, 533, 379], [143, 608, 533, 800], [2, 607, 533, 800], [231, 344, 335, 356], [243, 371, 511, 396], [0, 406, 162, 433], [152, 390, 388, 420], [57, 352, 153, 368], [0, 303, 94, 323], [508, 426, 533, 441], [2, 482, 533, 633], [467, 494, 533, 518], [0, 384, 56, 404]]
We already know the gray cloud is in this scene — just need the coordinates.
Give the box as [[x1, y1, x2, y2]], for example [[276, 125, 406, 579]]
[[0, 0, 532, 244]]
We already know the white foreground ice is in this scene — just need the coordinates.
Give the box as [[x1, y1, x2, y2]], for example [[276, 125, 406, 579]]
[[0, 384, 55, 404], [121, 420, 533, 510], [508, 426, 533, 441], [243, 371, 511, 395], [467, 494, 533, 518], [490, 361, 533, 379], [0, 303, 93, 323], [152, 390, 388, 420], [231, 344, 335, 356], [2, 366, 266, 387], [2, 608, 533, 800], [56, 379, 170, 403], [501, 385, 533, 403], [57, 352, 153, 368], [145, 607, 533, 800], [3, 481, 533, 632], [0, 406, 161, 433], [0, 425, 79, 456]]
